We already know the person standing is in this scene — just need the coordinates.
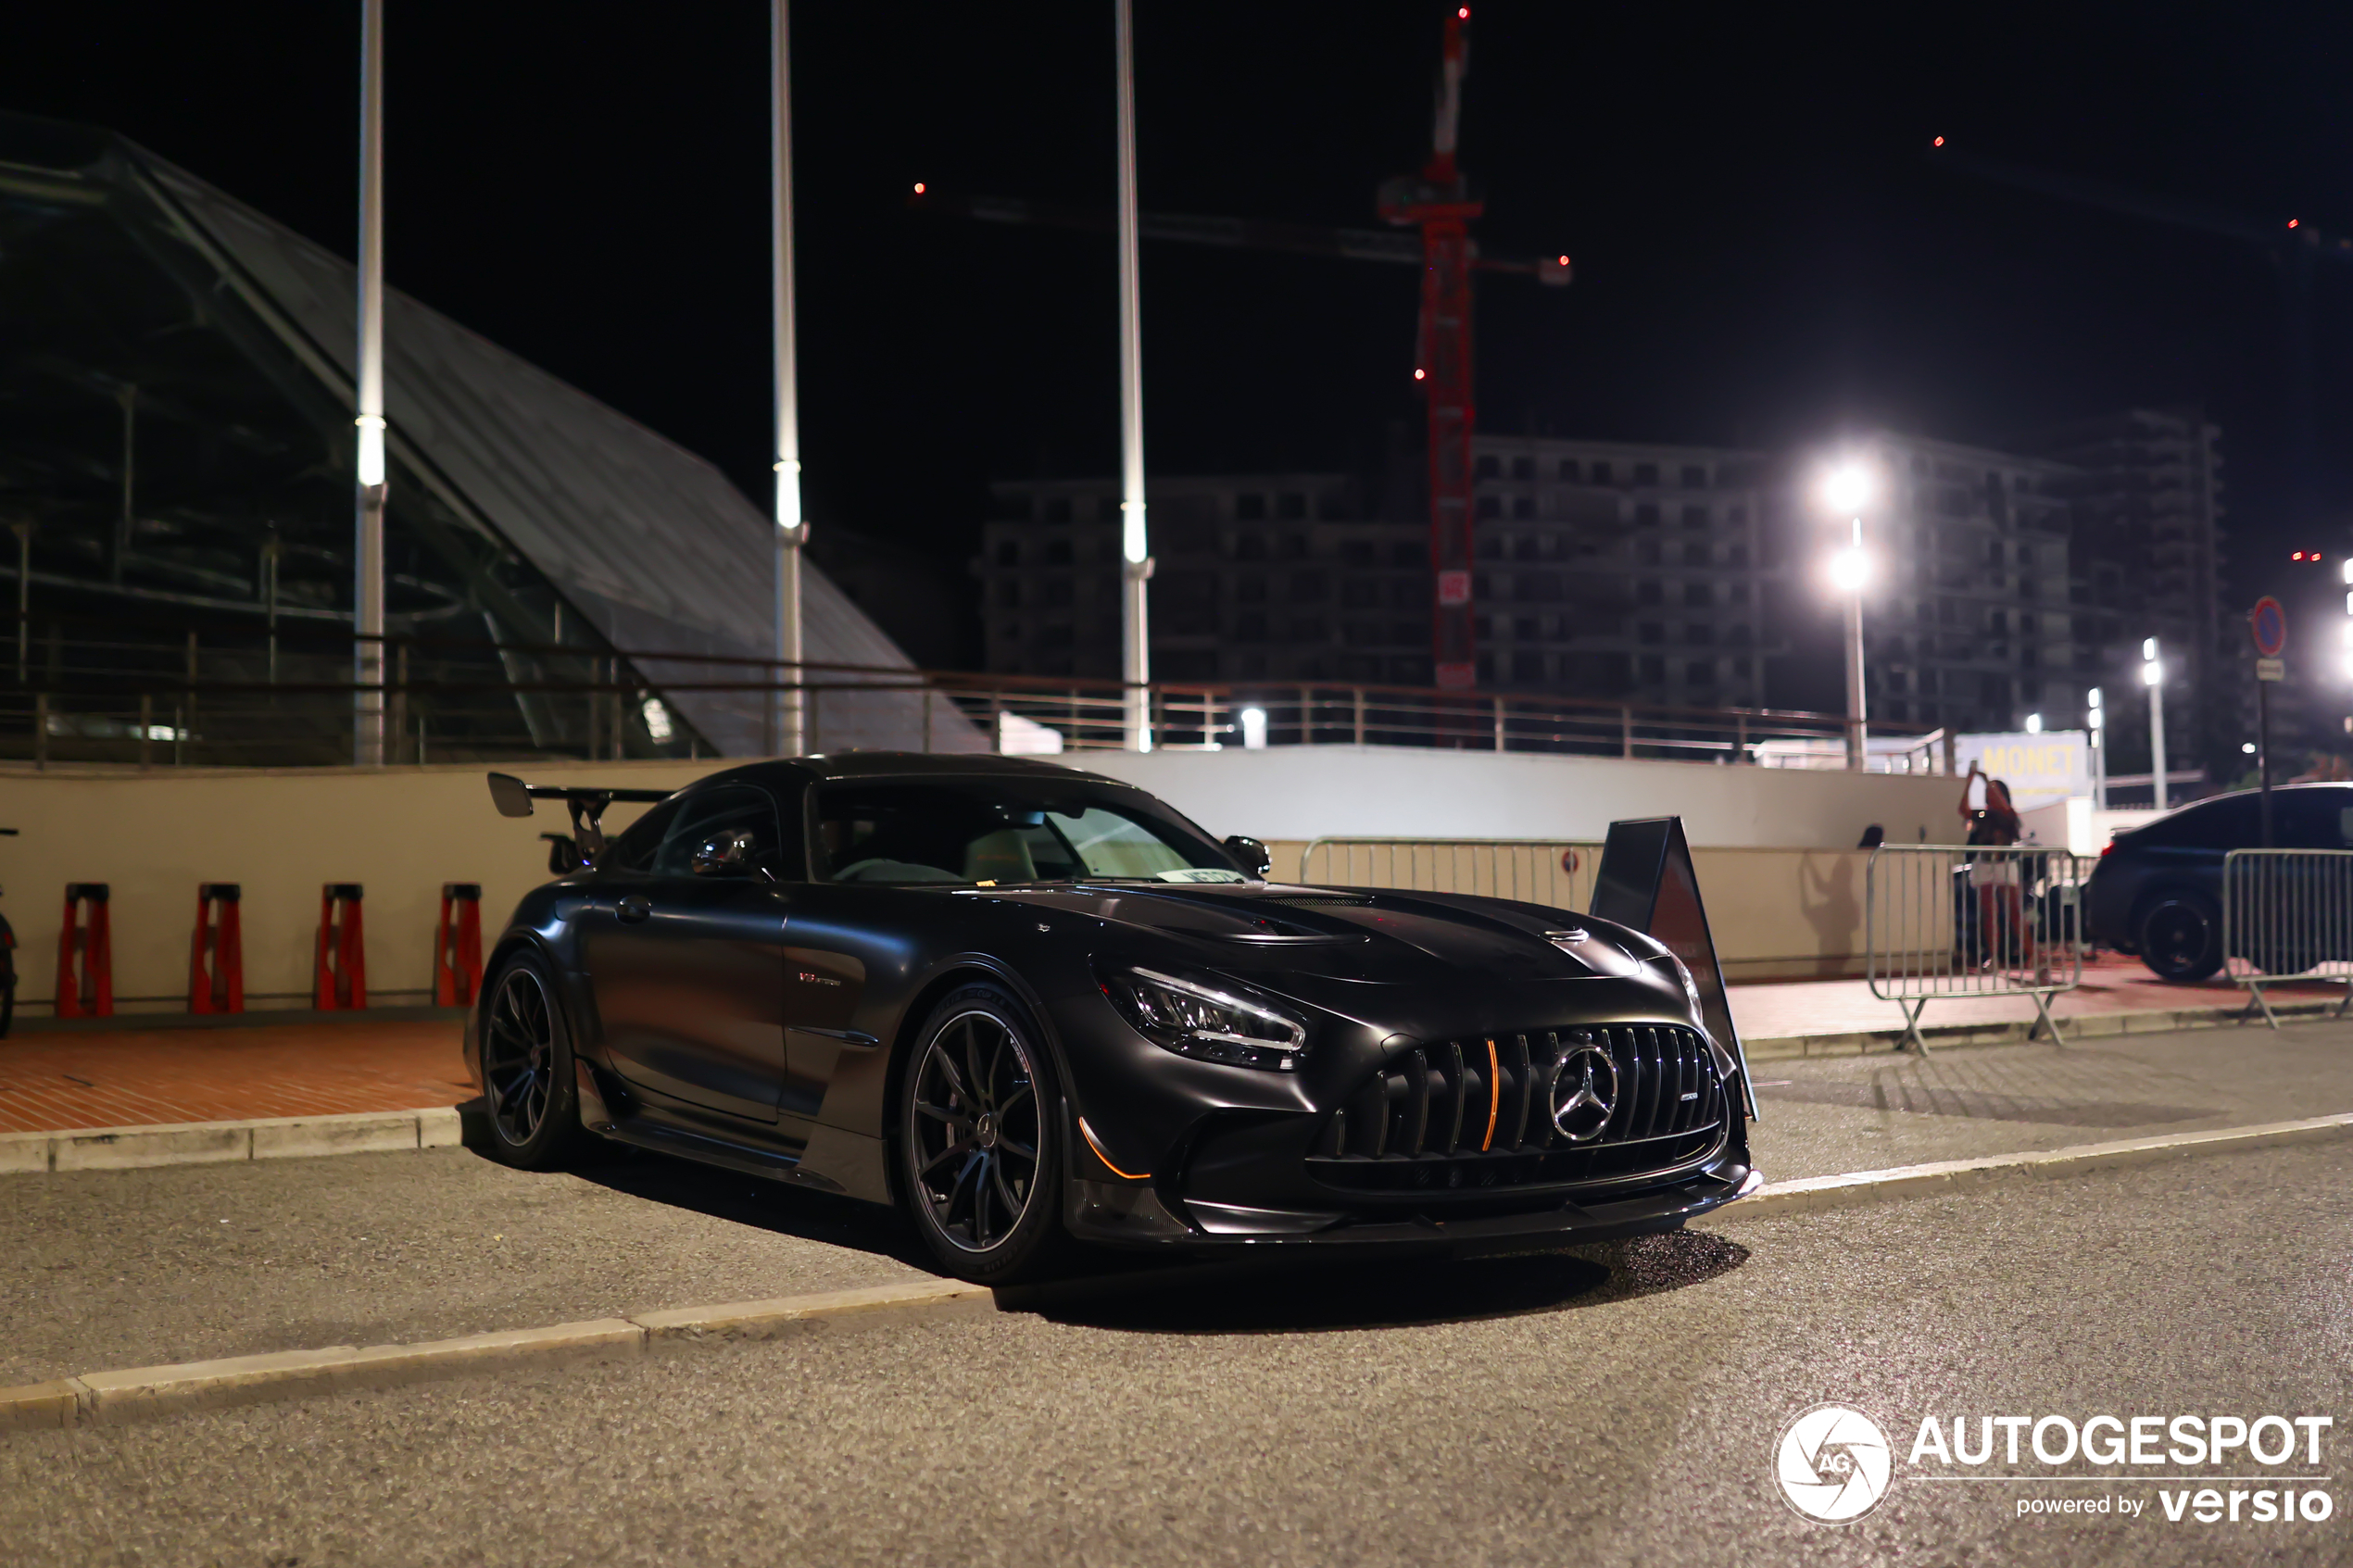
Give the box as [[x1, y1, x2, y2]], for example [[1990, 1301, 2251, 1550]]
[[1959, 762, 2023, 967]]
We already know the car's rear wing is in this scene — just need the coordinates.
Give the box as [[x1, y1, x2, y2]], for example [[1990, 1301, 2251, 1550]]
[[486, 772, 673, 872]]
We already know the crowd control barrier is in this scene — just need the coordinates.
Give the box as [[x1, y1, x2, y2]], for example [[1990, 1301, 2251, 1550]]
[[1865, 844, 2088, 1051], [2221, 848, 2353, 1030], [1298, 838, 1604, 910]]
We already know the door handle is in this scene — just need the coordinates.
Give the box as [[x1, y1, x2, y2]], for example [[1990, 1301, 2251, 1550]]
[[617, 895, 652, 924]]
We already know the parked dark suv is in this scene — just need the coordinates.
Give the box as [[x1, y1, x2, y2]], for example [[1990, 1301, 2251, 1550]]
[[2084, 783, 2353, 980]]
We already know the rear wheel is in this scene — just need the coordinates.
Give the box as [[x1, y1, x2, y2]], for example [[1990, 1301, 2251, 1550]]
[[479, 951, 587, 1170], [2136, 893, 2223, 983], [898, 985, 1067, 1283]]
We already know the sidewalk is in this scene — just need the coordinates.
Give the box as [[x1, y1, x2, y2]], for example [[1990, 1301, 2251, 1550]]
[[1730, 951, 2347, 1055], [0, 1021, 472, 1135]]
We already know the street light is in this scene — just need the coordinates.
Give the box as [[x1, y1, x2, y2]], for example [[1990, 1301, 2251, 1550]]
[[2024, 712, 2043, 734], [1239, 706, 1268, 749], [1818, 461, 1873, 771], [2142, 636, 2167, 811], [1820, 464, 1873, 515]]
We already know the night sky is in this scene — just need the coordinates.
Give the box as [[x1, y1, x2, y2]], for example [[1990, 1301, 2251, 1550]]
[[6, 2, 2349, 646]]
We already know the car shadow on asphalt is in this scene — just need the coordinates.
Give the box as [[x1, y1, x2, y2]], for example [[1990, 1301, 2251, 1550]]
[[1013, 1229, 1749, 1335], [457, 1101, 937, 1273]]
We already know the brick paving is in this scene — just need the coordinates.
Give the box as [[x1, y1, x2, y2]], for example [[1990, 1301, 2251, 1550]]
[[0, 1020, 473, 1135]]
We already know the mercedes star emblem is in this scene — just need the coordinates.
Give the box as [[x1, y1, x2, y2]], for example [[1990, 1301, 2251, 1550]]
[[1549, 1045, 1618, 1142]]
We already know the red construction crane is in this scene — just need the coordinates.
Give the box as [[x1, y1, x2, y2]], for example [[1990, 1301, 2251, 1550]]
[[1378, 5, 1482, 689], [913, 6, 1562, 689]]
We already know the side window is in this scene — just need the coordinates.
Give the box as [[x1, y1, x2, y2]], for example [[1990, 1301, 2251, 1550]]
[[2274, 790, 2353, 850], [2161, 795, 2258, 850], [603, 799, 679, 873], [651, 786, 795, 879]]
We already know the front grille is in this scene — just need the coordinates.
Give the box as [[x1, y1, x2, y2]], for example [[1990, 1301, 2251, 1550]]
[[1306, 1023, 1726, 1194]]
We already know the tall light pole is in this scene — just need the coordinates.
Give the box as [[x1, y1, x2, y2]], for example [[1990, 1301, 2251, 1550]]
[[1821, 464, 1872, 771], [2087, 686, 2106, 809], [2143, 636, 2167, 811], [352, 0, 387, 767], [1114, 0, 1152, 751], [771, 0, 807, 758]]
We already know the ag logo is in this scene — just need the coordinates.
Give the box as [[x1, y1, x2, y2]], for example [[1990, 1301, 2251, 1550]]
[[1774, 1403, 1893, 1524], [1548, 1045, 1617, 1142]]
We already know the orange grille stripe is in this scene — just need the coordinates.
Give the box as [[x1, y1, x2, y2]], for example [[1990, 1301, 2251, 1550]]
[[1481, 1037, 1500, 1151]]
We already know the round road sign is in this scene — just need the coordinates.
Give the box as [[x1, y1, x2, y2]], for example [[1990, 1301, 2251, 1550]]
[[2251, 596, 2287, 659]]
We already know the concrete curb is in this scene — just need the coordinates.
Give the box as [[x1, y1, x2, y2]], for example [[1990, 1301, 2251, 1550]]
[[0, 1108, 463, 1175], [0, 1282, 993, 1433], [5, 1112, 2347, 1435], [1742, 994, 2344, 1059]]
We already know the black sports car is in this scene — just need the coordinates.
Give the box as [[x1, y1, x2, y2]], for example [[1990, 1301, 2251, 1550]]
[[471, 753, 1759, 1281]]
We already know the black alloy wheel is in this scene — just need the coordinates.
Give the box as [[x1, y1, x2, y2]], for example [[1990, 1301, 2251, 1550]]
[[2136, 894, 2223, 983], [480, 952, 585, 1169], [900, 985, 1065, 1281]]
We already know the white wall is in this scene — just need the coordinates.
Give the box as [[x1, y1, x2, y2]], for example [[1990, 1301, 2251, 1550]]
[[1069, 745, 1960, 850], [0, 746, 1969, 1013], [0, 760, 715, 1014]]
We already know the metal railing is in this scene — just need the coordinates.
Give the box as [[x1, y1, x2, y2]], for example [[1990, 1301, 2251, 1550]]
[[1298, 839, 1603, 909], [1864, 844, 2090, 1050], [2221, 849, 2353, 1030], [0, 612, 1875, 771]]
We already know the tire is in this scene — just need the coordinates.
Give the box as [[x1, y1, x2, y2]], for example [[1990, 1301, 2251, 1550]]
[[897, 984, 1068, 1284], [2136, 893, 2223, 983], [477, 950, 588, 1170]]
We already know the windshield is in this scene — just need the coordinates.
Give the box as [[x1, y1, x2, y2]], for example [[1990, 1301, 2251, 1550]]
[[814, 780, 1246, 886]]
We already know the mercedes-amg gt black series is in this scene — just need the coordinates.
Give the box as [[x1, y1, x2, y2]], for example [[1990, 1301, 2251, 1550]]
[[472, 754, 1758, 1281]]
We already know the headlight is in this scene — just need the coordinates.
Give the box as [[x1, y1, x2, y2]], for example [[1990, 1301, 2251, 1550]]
[[1650, 954, 1704, 1019], [1098, 965, 1307, 1071]]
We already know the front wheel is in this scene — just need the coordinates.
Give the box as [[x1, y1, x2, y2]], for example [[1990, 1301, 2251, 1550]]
[[898, 985, 1067, 1284], [2136, 893, 2223, 983], [478, 951, 587, 1170]]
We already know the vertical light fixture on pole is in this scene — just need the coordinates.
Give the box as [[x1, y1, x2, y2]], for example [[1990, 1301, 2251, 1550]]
[[770, 0, 807, 758], [352, 0, 388, 767], [1820, 463, 1872, 771], [2086, 686, 2106, 810], [1113, 0, 1152, 751], [2142, 636, 2167, 811]]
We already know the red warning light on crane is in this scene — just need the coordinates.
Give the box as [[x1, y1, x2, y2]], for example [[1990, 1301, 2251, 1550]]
[[1414, 368, 1428, 382], [1933, 135, 1945, 147], [2289, 218, 2300, 229], [1457, 6, 1469, 17], [912, 182, 926, 195]]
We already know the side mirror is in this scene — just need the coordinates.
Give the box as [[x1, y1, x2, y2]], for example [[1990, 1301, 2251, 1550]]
[[1224, 834, 1273, 880], [691, 827, 758, 877]]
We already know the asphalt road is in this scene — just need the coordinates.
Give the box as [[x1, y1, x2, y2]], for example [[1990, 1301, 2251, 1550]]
[[3, 1019, 2348, 1389], [5, 1141, 2349, 1566]]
